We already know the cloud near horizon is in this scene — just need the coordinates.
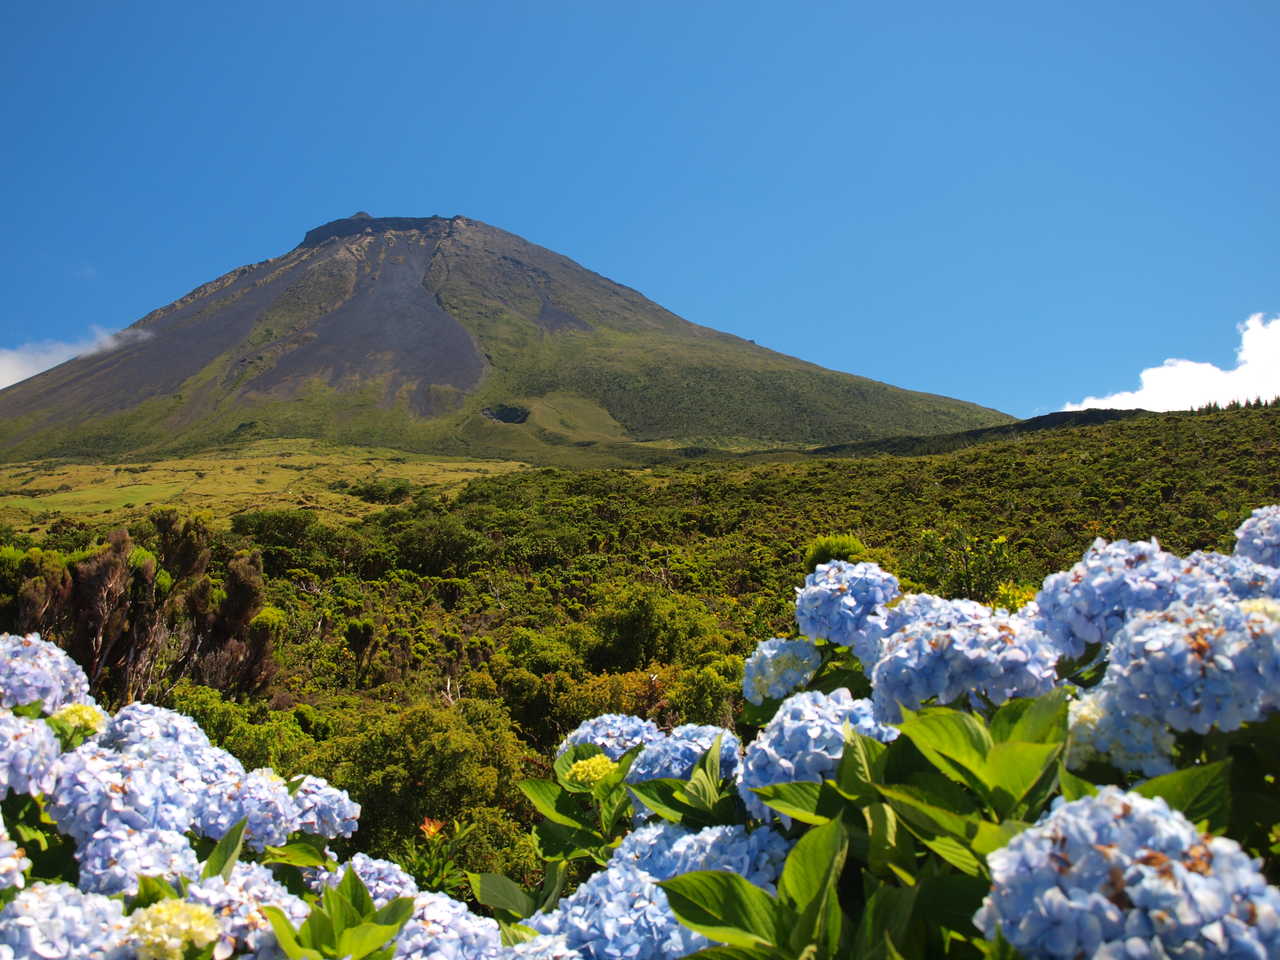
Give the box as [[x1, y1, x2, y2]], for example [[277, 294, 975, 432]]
[[0, 327, 151, 390], [1062, 313, 1280, 412]]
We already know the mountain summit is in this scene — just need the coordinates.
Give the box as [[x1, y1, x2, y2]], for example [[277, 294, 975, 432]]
[[0, 214, 1011, 462]]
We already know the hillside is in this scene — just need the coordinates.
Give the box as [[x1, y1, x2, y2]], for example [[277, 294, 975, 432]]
[[0, 213, 1010, 462]]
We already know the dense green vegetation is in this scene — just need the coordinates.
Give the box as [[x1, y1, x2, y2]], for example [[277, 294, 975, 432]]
[[0, 404, 1276, 887]]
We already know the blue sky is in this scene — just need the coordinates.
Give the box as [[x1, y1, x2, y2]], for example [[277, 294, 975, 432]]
[[1, 1, 1276, 418]]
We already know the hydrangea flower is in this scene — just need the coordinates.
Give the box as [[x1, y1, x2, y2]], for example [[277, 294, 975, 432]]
[[185, 861, 310, 960], [742, 638, 822, 705], [0, 882, 129, 959], [870, 613, 1061, 723], [318, 853, 418, 907], [395, 889, 502, 960], [0, 633, 93, 713], [564, 755, 617, 791], [291, 775, 361, 839], [556, 715, 663, 760], [0, 811, 30, 891], [738, 688, 897, 821], [0, 710, 60, 799], [795, 561, 900, 665], [1176, 550, 1280, 603], [126, 900, 220, 960], [973, 788, 1280, 959], [75, 826, 199, 896], [1035, 539, 1187, 659], [1066, 687, 1175, 777], [1102, 599, 1280, 734], [628, 725, 742, 785], [1235, 505, 1280, 568], [47, 743, 198, 843], [502, 934, 584, 959], [50, 702, 107, 735], [194, 767, 299, 851], [613, 822, 790, 894], [99, 702, 212, 753], [526, 860, 708, 960], [866, 594, 992, 671]]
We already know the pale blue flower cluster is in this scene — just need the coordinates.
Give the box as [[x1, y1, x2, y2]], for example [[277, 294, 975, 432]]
[[795, 561, 900, 666], [1236, 505, 1280, 568], [100, 701, 213, 753], [556, 714, 663, 760], [0, 711, 59, 799], [1177, 550, 1280, 603], [0, 882, 129, 959], [0, 812, 30, 890], [47, 743, 200, 843], [317, 852, 418, 907], [858, 594, 992, 672], [741, 638, 822, 705], [1035, 539, 1185, 659], [738, 688, 898, 821], [1066, 687, 1176, 777], [974, 788, 1280, 959], [1101, 599, 1280, 735], [870, 613, 1061, 723], [75, 825, 198, 895], [627, 725, 742, 785], [0, 634, 93, 712], [502, 934, 583, 959], [526, 860, 708, 960], [397, 889, 502, 960], [612, 823, 790, 894], [292, 774, 361, 839], [196, 768, 300, 852], [185, 861, 310, 960]]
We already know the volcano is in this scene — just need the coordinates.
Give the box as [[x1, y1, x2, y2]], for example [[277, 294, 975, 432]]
[[0, 213, 1012, 462]]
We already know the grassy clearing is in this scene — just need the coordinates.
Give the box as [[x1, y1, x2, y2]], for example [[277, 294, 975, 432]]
[[0, 438, 528, 534]]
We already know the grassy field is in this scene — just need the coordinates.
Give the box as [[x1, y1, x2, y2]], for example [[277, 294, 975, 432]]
[[0, 437, 527, 535]]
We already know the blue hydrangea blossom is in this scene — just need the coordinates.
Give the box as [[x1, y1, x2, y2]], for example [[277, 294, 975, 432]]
[[185, 861, 310, 960], [317, 853, 418, 907], [99, 702, 212, 753], [0, 634, 93, 713], [974, 788, 1280, 959], [193, 768, 300, 851], [1066, 687, 1176, 777], [795, 561, 900, 666], [0, 711, 59, 800], [396, 889, 501, 960], [870, 614, 1061, 723], [556, 715, 663, 760], [291, 775, 361, 840], [1035, 539, 1188, 659], [1235, 505, 1280, 568], [612, 822, 790, 894], [741, 638, 822, 705], [0, 882, 129, 959], [0, 811, 30, 891], [738, 688, 898, 821], [74, 826, 199, 896]]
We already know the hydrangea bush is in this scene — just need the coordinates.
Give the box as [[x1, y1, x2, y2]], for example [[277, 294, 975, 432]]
[[4, 506, 1280, 959]]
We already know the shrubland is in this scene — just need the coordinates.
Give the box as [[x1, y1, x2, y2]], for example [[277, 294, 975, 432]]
[[0, 404, 1278, 958]]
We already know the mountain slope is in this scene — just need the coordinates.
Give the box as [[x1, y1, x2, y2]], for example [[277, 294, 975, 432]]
[[0, 213, 1012, 461]]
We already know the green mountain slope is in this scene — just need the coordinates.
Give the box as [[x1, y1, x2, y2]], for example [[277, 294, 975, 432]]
[[0, 213, 1012, 461]]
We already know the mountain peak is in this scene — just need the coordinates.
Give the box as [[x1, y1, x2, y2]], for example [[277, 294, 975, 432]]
[[298, 213, 454, 248]]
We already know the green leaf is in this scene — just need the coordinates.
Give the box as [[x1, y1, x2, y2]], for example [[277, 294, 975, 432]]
[[262, 905, 312, 959], [337, 865, 377, 918], [519, 779, 596, 831], [11, 702, 43, 719], [1134, 759, 1232, 833], [468, 872, 537, 919], [875, 783, 980, 843], [917, 834, 983, 876], [336, 922, 405, 960], [1007, 689, 1070, 744], [682, 734, 725, 811], [1058, 763, 1097, 802], [499, 921, 541, 947], [660, 871, 790, 949], [628, 778, 706, 825], [531, 819, 601, 862], [261, 839, 332, 870], [981, 741, 1061, 818], [896, 708, 993, 801], [853, 877, 922, 960], [372, 896, 415, 931], [835, 730, 887, 801], [537, 860, 567, 913], [970, 820, 1028, 857], [778, 818, 848, 911], [130, 875, 179, 910], [750, 781, 847, 825], [201, 817, 247, 882], [306, 896, 343, 949]]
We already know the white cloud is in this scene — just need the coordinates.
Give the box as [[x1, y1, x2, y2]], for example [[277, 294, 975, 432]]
[[0, 327, 151, 390], [1063, 313, 1280, 411]]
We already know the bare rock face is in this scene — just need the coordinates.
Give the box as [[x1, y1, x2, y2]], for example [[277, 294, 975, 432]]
[[0, 214, 1012, 460]]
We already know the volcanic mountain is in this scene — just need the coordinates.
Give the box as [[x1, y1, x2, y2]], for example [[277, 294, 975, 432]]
[[0, 213, 1012, 463]]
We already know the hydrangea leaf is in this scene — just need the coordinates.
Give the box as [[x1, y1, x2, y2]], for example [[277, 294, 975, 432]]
[[335, 920, 408, 960], [660, 870, 791, 949], [835, 729, 888, 802], [467, 872, 537, 920], [981, 741, 1062, 819], [261, 838, 331, 870], [918, 834, 984, 876], [895, 708, 994, 802], [518, 779, 596, 831], [1133, 758, 1232, 833], [778, 817, 848, 912], [1057, 762, 1097, 802], [498, 921, 540, 947], [750, 781, 846, 825], [531, 818, 602, 862], [200, 816, 247, 882]]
